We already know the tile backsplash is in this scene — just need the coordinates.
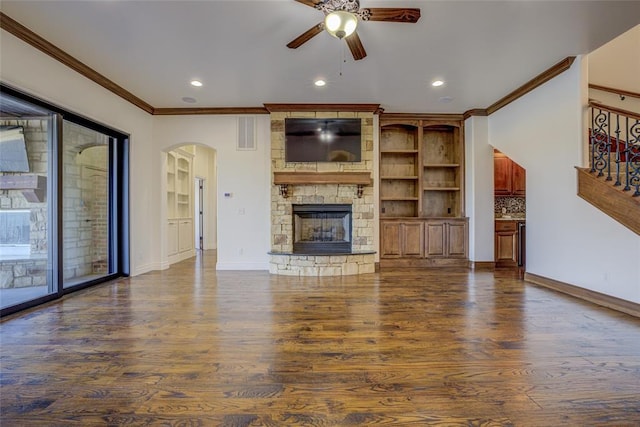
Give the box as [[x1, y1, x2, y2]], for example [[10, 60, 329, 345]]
[[495, 196, 526, 217]]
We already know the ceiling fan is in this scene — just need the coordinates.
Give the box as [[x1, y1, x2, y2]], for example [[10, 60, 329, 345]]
[[287, 0, 421, 61]]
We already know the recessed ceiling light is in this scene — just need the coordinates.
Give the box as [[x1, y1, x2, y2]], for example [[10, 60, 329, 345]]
[[190, 80, 203, 87], [314, 79, 327, 87], [431, 80, 444, 87], [182, 97, 197, 104]]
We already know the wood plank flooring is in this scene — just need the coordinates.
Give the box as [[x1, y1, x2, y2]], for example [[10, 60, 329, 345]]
[[2, 250, 640, 426]]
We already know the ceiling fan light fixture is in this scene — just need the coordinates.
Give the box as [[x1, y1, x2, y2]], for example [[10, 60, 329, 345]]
[[325, 10, 358, 39]]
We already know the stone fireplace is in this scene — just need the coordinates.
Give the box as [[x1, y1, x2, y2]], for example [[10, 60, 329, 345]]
[[293, 204, 351, 254], [267, 105, 378, 276]]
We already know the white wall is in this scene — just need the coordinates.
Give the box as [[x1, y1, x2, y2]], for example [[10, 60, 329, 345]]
[[488, 57, 640, 303], [153, 115, 271, 270], [589, 24, 640, 93], [1, 30, 158, 276], [193, 144, 217, 250], [588, 24, 640, 113], [464, 116, 494, 263]]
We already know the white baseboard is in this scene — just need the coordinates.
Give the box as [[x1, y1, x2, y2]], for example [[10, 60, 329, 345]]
[[130, 261, 164, 276]]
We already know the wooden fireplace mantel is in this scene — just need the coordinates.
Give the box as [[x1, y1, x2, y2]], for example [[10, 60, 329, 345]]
[[0, 175, 47, 202], [273, 171, 372, 185], [273, 171, 372, 198]]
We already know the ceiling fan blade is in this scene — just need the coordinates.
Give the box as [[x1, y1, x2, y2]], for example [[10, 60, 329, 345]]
[[287, 23, 324, 49], [294, 0, 323, 8], [345, 31, 367, 61], [364, 8, 421, 23]]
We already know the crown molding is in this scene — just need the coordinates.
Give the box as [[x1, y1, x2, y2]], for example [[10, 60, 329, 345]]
[[154, 107, 269, 115], [381, 113, 464, 121], [2, 12, 576, 119], [462, 109, 489, 120], [485, 56, 576, 116], [264, 104, 381, 113], [0, 12, 155, 115]]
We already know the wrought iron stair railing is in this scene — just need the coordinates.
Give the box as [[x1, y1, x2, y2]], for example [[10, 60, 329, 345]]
[[589, 101, 640, 196]]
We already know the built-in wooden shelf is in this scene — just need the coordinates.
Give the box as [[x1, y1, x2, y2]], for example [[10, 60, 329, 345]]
[[273, 171, 372, 198], [381, 150, 419, 154], [424, 164, 460, 168], [381, 176, 419, 180]]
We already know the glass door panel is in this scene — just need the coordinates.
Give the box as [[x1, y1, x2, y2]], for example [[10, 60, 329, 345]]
[[0, 96, 56, 309], [62, 121, 113, 288]]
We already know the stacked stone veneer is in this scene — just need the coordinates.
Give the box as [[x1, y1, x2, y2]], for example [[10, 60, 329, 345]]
[[0, 119, 49, 289], [270, 111, 376, 276], [62, 121, 109, 280], [0, 119, 110, 290]]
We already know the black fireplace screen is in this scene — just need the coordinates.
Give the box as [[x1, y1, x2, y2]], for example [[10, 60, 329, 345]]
[[292, 204, 352, 253]]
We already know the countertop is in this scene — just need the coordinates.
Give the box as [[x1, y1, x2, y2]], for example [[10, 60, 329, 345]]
[[495, 216, 526, 221]]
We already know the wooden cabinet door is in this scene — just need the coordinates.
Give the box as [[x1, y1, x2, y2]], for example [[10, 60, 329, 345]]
[[512, 162, 526, 196], [401, 222, 424, 257], [178, 219, 193, 253], [494, 154, 512, 195], [380, 221, 401, 258], [446, 220, 468, 258], [495, 231, 517, 267], [425, 221, 446, 258], [168, 220, 178, 256]]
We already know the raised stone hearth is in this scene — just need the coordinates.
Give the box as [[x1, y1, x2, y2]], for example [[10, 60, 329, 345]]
[[269, 108, 376, 276]]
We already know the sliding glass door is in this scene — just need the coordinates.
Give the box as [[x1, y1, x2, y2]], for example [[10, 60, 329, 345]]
[[62, 121, 115, 288], [0, 94, 57, 310], [0, 85, 128, 315]]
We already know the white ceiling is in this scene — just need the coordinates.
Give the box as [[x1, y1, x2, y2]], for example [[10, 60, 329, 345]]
[[1, 1, 639, 113]]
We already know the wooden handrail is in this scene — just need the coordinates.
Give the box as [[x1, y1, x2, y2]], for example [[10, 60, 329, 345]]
[[589, 84, 640, 100], [589, 101, 640, 121]]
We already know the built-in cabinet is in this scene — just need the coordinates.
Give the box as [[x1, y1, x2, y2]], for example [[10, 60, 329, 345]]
[[379, 116, 468, 267], [380, 218, 468, 267], [166, 148, 195, 264], [495, 220, 525, 269], [494, 150, 526, 196]]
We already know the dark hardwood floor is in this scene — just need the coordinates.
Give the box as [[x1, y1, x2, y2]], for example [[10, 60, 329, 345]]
[[1, 250, 639, 426]]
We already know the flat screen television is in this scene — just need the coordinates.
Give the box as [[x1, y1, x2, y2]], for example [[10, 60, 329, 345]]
[[285, 118, 361, 162], [0, 126, 29, 172]]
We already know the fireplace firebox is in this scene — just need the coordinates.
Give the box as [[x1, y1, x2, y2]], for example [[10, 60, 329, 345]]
[[292, 204, 352, 254]]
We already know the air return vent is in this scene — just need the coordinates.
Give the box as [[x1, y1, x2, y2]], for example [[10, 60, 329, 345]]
[[237, 117, 256, 151]]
